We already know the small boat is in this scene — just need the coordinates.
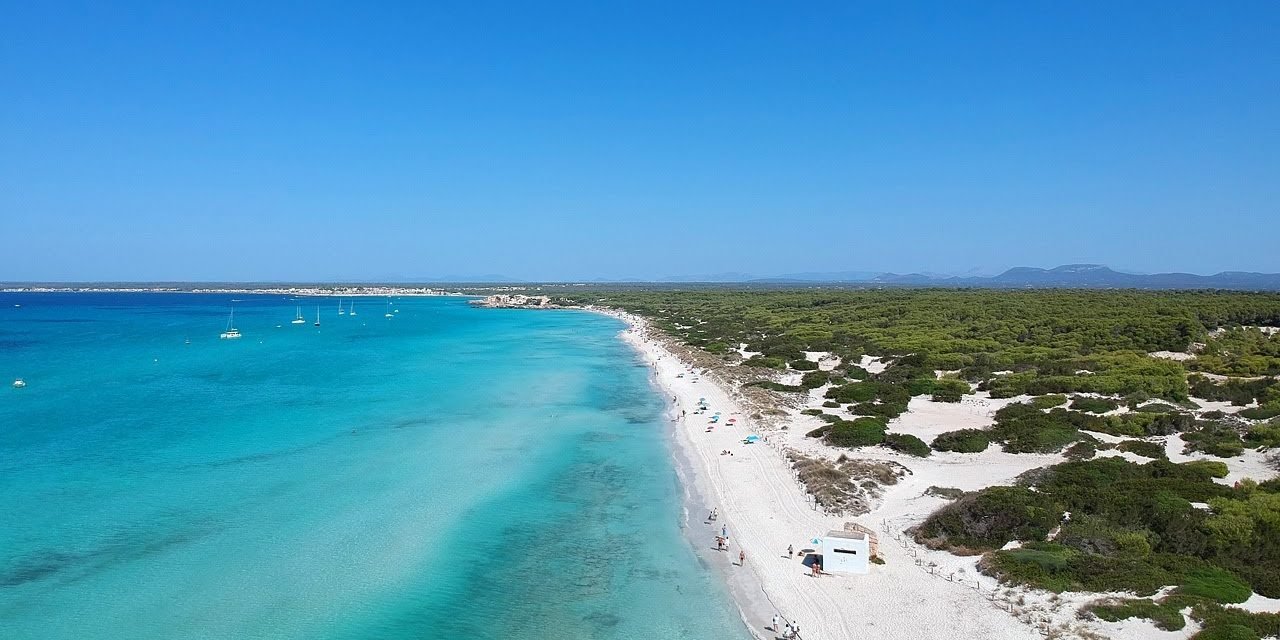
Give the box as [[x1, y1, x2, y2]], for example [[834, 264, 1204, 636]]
[[12, 379, 26, 388], [291, 306, 306, 324], [348, 301, 357, 317], [314, 306, 321, 327], [338, 299, 345, 316], [220, 309, 242, 339]]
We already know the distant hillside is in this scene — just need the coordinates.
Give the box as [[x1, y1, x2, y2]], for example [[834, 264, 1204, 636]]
[[658, 264, 1280, 290]]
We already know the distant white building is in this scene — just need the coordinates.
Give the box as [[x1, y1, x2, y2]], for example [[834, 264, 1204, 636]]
[[821, 529, 870, 574]]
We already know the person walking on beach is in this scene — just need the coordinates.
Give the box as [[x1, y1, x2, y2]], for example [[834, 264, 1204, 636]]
[[739, 549, 745, 566], [787, 544, 793, 558], [721, 524, 727, 538], [771, 614, 779, 632]]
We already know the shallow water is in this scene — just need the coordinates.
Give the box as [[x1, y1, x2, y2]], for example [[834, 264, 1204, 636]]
[[0, 293, 748, 639]]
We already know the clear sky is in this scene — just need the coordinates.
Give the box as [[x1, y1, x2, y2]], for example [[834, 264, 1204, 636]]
[[2, 2, 1277, 281]]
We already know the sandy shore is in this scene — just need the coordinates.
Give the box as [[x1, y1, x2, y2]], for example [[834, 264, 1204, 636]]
[[598, 307, 1280, 640], [603, 310, 1057, 640]]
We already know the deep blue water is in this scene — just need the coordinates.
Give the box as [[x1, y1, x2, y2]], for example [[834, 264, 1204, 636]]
[[0, 293, 747, 639]]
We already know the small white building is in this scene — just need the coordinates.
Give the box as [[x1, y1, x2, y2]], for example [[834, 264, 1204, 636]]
[[821, 529, 870, 574]]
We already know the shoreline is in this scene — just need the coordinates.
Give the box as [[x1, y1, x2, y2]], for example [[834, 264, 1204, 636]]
[[599, 307, 1051, 640]]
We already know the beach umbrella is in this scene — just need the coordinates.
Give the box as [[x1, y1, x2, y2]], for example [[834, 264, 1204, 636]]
[[745, 435, 760, 442]]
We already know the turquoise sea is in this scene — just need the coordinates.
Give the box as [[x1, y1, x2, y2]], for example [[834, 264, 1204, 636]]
[[0, 293, 748, 639]]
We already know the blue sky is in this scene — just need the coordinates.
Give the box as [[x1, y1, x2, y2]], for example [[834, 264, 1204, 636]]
[[2, 2, 1277, 281]]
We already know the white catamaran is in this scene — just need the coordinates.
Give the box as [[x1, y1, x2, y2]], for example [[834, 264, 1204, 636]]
[[291, 306, 306, 324], [220, 309, 242, 339], [314, 306, 321, 327], [338, 299, 345, 315]]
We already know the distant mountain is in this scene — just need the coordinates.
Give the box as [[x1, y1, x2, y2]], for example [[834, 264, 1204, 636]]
[[650, 264, 1280, 290], [659, 272, 759, 283]]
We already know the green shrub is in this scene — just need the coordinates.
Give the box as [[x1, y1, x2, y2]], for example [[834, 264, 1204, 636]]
[[742, 355, 787, 369], [930, 378, 969, 403], [931, 429, 990, 453], [1184, 422, 1247, 458], [1064, 440, 1098, 460], [1137, 402, 1182, 413], [790, 358, 819, 371], [1191, 624, 1260, 640], [825, 418, 887, 448], [1245, 424, 1280, 448], [915, 487, 1060, 550], [801, 408, 824, 416], [1182, 460, 1229, 479], [989, 406, 1089, 453], [1240, 403, 1280, 421], [821, 400, 840, 409], [1031, 394, 1069, 409], [883, 433, 931, 457], [1178, 566, 1253, 604], [800, 370, 830, 389], [1117, 440, 1168, 460], [1071, 396, 1121, 414], [1088, 599, 1185, 631]]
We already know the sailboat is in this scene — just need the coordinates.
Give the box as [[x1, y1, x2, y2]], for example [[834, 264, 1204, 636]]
[[348, 300, 357, 316], [314, 306, 321, 327], [291, 306, 306, 324], [220, 309, 242, 339], [338, 299, 345, 315], [385, 297, 394, 318]]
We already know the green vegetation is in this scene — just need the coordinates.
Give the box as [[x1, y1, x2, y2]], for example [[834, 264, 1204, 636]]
[[1191, 328, 1280, 377], [824, 417, 888, 448], [576, 289, 1280, 412], [1087, 598, 1186, 630], [931, 429, 991, 453], [563, 289, 1280, 622], [917, 456, 1280, 600], [985, 403, 1097, 453], [1070, 396, 1120, 414], [1030, 394, 1069, 409], [1117, 439, 1168, 459], [883, 432, 931, 457]]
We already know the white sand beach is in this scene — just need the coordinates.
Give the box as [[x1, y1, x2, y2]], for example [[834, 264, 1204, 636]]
[[602, 309, 1279, 640]]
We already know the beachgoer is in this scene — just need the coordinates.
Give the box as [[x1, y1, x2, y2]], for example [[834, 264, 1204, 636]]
[[721, 525, 727, 538], [772, 615, 779, 632], [787, 544, 793, 558], [739, 549, 745, 565]]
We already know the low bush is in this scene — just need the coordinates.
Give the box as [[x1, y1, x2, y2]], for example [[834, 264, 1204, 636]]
[[800, 370, 830, 389], [742, 355, 787, 369], [1030, 394, 1069, 409], [1087, 598, 1185, 631], [1071, 396, 1121, 414], [1240, 403, 1280, 421], [1178, 566, 1253, 604], [821, 400, 841, 409], [789, 358, 819, 371], [1182, 460, 1229, 478], [1064, 440, 1098, 460], [1184, 422, 1247, 458], [915, 486, 1060, 550], [825, 418, 888, 448], [931, 429, 991, 453], [1117, 440, 1168, 459], [883, 433, 931, 457]]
